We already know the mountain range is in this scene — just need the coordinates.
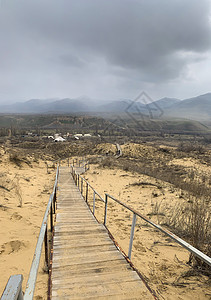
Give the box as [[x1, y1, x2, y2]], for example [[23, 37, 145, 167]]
[[0, 93, 211, 121]]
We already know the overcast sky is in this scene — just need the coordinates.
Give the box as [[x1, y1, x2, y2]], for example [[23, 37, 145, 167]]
[[0, 0, 211, 103]]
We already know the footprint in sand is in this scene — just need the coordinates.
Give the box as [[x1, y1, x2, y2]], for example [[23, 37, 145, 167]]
[[134, 241, 147, 252], [0, 240, 26, 255], [10, 212, 22, 220]]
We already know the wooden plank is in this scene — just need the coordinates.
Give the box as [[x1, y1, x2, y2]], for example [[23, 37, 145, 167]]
[[53, 248, 121, 260], [51, 280, 151, 299], [52, 253, 126, 269], [54, 228, 107, 235], [52, 257, 129, 271], [53, 239, 114, 248], [52, 294, 147, 300], [51, 260, 133, 278], [52, 250, 123, 264], [52, 271, 140, 287], [53, 243, 117, 254], [54, 223, 104, 230]]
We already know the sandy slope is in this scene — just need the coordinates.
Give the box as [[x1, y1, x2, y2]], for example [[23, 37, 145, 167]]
[[0, 147, 55, 299], [84, 163, 211, 300]]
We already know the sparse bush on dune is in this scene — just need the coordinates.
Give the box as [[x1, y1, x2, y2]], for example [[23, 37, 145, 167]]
[[13, 175, 23, 207], [9, 150, 32, 167], [163, 195, 211, 272], [177, 142, 205, 154], [101, 157, 113, 168], [9, 152, 23, 167]]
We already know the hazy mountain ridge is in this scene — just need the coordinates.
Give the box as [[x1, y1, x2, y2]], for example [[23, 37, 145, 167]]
[[164, 93, 211, 120], [0, 93, 211, 121]]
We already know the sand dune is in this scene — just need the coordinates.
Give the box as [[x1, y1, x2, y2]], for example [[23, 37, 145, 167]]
[[0, 146, 55, 299]]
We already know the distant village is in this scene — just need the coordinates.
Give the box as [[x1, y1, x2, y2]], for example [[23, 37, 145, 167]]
[[23, 132, 96, 142], [46, 132, 93, 142]]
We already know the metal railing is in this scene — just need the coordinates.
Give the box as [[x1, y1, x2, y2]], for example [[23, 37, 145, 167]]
[[1, 275, 23, 300], [1, 165, 59, 300], [72, 157, 89, 168], [71, 167, 211, 266], [71, 166, 104, 217], [115, 143, 122, 158]]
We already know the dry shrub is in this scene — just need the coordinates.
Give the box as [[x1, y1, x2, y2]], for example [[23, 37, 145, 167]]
[[100, 157, 113, 168], [177, 142, 205, 154], [0, 173, 10, 192], [130, 181, 162, 189], [9, 151, 31, 167], [188, 197, 211, 269], [13, 175, 23, 207], [164, 196, 211, 271], [9, 152, 23, 167]]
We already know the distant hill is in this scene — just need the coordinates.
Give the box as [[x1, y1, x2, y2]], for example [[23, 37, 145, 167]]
[[150, 97, 181, 109], [163, 93, 211, 121], [0, 93, 210, 121]]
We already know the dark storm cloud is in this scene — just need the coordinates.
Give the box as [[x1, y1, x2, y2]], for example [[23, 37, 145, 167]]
[[0, 0, 211, 101]]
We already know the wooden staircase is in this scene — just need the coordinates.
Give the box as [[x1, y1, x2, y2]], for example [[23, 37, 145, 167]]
[[51, 167, 153, 299]]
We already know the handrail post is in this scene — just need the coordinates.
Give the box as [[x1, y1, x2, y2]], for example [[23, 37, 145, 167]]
[[104, 194, 108, 226], [81, 178, 83, 195], [53, 190, 56, 214], [86, 183, 88, 202], [93, 191, 96, 215], [44, 228, 49, 272], [78, 176, 81, 192], [77, 174, 79, 187], [50, 203, 53, 232], [128, 213, 137, 260]]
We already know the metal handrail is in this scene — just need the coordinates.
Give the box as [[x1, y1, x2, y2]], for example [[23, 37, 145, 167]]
[[1, 165, 59, 300], [1, 275, 23, 300], [24, 165, 59, 299], [105, 193, 211, 265], [78, 174, 105, 203], [71, 167, 104, 200], [71, 167, 104, 217], [71, 165, 211, 267]]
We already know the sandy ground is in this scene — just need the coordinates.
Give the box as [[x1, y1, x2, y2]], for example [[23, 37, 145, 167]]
[[0, 146, 55, 299], [0, 141, 210, 300], [84, 162, 211, 300]]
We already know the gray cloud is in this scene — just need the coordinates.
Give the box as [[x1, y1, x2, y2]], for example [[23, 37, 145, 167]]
[[0, 0, 211, 102]]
